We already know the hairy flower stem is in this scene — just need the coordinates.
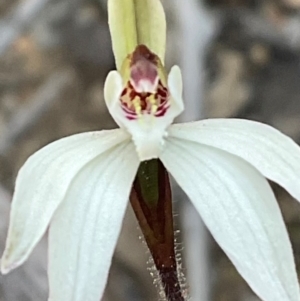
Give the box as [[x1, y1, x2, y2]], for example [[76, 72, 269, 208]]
[[130, 159, 185, 301]]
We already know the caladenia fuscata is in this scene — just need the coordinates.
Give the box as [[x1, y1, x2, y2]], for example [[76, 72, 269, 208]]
[[2, 1, 300, 301]]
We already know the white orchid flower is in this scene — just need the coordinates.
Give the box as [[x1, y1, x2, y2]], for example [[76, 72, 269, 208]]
[[2, 0, 300, 301]]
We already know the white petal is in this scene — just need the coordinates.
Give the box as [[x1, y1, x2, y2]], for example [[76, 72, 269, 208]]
[[167, 65, 184, 113], [103, 70, 124, 129], [1, 129, 129, 273], [104, 67, 184, 161], [48, 141, 139, 301], [169, 119, 300, 200], [161, 139, 300, 301]]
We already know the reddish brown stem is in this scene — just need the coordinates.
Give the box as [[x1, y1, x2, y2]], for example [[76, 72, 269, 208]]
[[130, 159, 185, 301]]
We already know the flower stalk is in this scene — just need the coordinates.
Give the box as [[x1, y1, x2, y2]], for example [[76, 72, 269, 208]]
[[130, 159, 186, 301]]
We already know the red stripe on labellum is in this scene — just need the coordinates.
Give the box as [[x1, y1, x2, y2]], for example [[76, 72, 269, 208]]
[[121, 88, 128, 97], [155, 105, 170, 117]]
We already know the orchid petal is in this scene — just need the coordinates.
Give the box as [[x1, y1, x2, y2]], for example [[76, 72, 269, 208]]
[[48, 141, 139, 301], [1, 129, 129, 273], [168, 65, 184, 112], [169, 119, 300, 201], [108, 0, 166, 70], [161, 138, 300, 301], [104, 66, 184, 161]]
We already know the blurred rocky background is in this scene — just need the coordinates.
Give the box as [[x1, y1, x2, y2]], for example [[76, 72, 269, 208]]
[[1, 0, 300, 300]]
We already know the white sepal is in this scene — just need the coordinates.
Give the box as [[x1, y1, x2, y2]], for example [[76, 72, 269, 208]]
[[161, 138, 300, 301], [48, 141, 139, 301], [169, 118, 300, 201], [104, 66, 184, 161], [1, 129, 129, 273]]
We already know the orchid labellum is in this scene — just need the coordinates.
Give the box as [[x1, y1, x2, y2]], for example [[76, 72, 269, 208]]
[[2, 0, 300, 301]]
